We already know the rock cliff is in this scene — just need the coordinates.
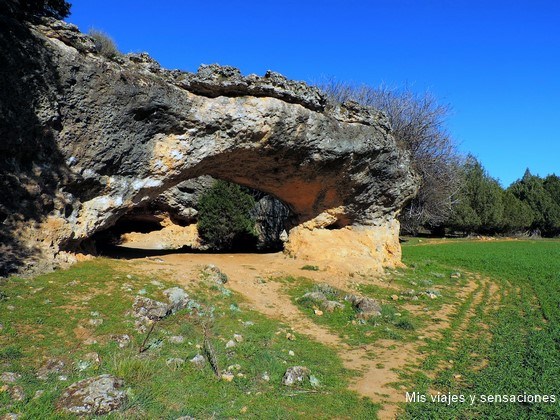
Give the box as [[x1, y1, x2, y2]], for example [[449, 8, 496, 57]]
[[0, 11, 418, 276]]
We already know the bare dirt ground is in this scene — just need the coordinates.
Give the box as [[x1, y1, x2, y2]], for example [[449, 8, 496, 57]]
[[106, 247, 488, 420]]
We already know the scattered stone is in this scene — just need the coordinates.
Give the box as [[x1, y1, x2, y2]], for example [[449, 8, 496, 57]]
[[450, 272, 461, 279], [240, 406, 248, 414], [236, 373, 245, 378], [345, 294, 382, 318], [83, 338, 98, 345], [411, 296, 419, 301], [163, 287, 190, 313], [88, 318, 103, 327], [288, 350, 295, 356], [1, 413, 19, 420], [58, 375, 68, 381], [202, 264, 228, 285], [454, 374, 462, 379], [37, 358, 66, 380], [302, 291, 327, 303], [112, 334, 131, 348], [261, 372, 270, 382], [225, 340, 236, 349], [221, 372, 234, 382], [137, 289, 147, 295], [309, 375, 320, 387], [323, 300, 344, 312], [189, 354, 206, 369], [1, 372, 21, 383], [168, 335, 185, 344], [286, 332, 296, 341], [9, 386, 25, 401], [233, 334, 243, 343], [150, 280, 164, 287], [133, 296, 169, 321], [314, 309, 323, 316], [242, 321, 255, 327], [33, 390, 45, 399], [90, 311, 100, 317], [166, 358, 185, 370], [66, 280, 80, 286], [282, 366, 310, 386], [6, 305, 15, 311], [84, 352, 101, 364], [227, 364, 242, 371], [57, 375, 126, 415], [391, 294, 399, 301]]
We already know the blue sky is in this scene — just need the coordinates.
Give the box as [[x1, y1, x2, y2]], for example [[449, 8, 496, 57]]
[[67, 0, 559, 187]]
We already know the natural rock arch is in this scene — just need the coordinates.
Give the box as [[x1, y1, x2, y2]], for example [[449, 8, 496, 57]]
[[0, 15, 418, 274]]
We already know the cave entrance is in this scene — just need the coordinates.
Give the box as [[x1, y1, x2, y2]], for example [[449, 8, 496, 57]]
[[91, 176, 293, 259]]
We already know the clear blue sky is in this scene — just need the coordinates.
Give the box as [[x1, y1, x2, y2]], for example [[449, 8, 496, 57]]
[[67, 0, 559, 187]]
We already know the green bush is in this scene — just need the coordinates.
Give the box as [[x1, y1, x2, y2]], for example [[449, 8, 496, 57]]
[[197, 180, 257, 250]]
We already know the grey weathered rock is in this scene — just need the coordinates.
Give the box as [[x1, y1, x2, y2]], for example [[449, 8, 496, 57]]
[[0, 372, 21, 383], [163, 287, 190, 313], [168, 335, 185, 344], [282, 366, 310, 386], [345, 294, 382, 318], [133, 296, 169, 321], [111, 334, 131, 348], [56, 374, 126, 415], [201, 265, 228, 285], [0, 11, 418, 276], [189, 354, 206, 369]]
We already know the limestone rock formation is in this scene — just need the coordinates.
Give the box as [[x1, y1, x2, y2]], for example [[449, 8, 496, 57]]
[[0, 8, 418, 276]]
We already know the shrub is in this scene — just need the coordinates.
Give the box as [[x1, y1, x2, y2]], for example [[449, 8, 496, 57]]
[[197, 180, 257, 250], [89, 29, 120, 59]]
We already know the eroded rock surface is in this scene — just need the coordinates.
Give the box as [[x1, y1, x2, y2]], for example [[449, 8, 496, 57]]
[[56, 374, 126, 415], [0, 8, 418, 276]]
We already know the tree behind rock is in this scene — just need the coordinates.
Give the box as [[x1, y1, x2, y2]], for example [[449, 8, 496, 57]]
[[319, 81, 461, 234], [197, 180, 257, 250]]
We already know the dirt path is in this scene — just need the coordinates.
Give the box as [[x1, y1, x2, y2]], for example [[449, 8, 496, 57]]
[[125, 251, 494, 419]]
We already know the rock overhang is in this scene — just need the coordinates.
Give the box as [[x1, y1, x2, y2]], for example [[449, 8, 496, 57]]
[[0, 13, 419, 275]]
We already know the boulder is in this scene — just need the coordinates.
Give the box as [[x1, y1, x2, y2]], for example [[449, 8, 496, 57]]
[[56, 374, 126, 415]]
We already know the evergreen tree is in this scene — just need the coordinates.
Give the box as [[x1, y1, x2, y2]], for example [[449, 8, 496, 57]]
[[197, 180, 257, 250], [508, 172, 560, 236], [449, 156, 503, 234]]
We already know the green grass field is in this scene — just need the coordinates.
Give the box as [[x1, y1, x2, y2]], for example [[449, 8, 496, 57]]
[[1, 239, 560, 418], [400, 239, 560, 419], [0, 260, 377, 419]]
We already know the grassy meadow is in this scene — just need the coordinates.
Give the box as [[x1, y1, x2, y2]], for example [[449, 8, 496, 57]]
[[1, 239, 560, 418]]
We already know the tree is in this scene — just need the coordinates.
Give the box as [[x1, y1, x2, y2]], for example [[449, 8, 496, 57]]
[[197, 180, 257, 250], [509, 171, 560, 236], [501, 190, 534, 233], [12, 0, 71, 19], [448, 156, 504, 234], [319, 81, 462, 234]]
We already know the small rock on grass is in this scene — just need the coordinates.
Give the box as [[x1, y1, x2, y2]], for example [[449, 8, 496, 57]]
[[168, 335, 185, 344], [111, 334, 131, 348], [1, 372, 21, 383], [166, 358, 185, 370], [225, 340, 236, 349], [282, 366, 310, 386], [189, 354, 206, 368], [9, 386, 25, 401]]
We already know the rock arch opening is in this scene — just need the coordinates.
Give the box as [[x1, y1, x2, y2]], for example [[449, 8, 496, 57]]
[[91, 176, 293, 258]]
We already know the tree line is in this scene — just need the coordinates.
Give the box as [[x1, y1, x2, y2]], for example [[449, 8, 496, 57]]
[[320, 81, 560, 237]]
